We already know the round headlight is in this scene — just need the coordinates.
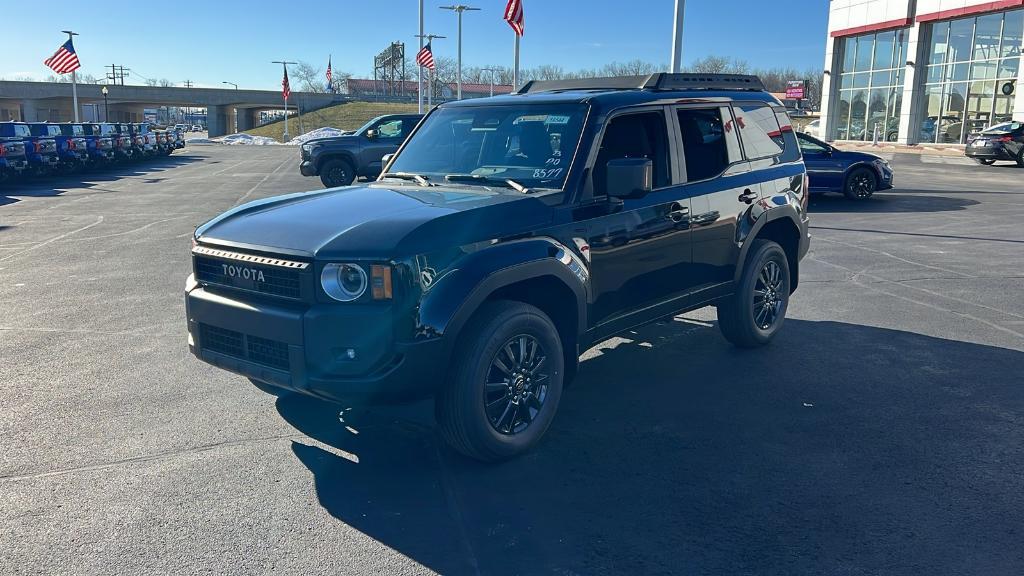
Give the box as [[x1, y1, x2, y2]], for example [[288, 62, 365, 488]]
[[321, 263, 367, 302]]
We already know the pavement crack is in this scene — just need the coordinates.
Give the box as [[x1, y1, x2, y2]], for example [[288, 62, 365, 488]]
[[0, 433, 307, 483], [0, 216, 104, 263]]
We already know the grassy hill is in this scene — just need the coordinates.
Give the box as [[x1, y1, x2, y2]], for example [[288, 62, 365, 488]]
[[244, 101, 420, 142]]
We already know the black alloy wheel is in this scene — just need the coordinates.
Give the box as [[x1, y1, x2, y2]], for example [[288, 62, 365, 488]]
[[844, 166, 877, 200], [975, 158, 996, 165], [1017, 149, 1024, 167], [319, 158, 356, 188], [484, 334, 550, 436], [717, 239, 791, 348], [752, 260, 785, 331]]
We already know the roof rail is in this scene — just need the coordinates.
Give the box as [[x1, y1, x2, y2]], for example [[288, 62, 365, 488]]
[[515, 73, 765, 94]]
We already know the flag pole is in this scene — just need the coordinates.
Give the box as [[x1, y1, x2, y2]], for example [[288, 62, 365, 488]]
[[513, 33, 520, 90], [418, 0, 424, 113], [61, 30, 80, 122]]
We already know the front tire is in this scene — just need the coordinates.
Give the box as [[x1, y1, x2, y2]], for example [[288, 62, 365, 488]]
[[437, 301, 565, 462], [974, 158, 996, 165], [319, 158, 356, 188], [1016, 149, 1024, 167], [843, 166, 877, 200], [717, 240, 791, 348]]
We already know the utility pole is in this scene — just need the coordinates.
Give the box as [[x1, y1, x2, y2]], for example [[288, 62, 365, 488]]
[[414, 34, 445, 107], [61, 30, 80, 122], [183, 80, 194, 88], [271, 61, 297, 141], [440, 5, 479, 100], [670, 0, 686, 73], [105, 65, 129, 86], [481, 67, 499, 97]]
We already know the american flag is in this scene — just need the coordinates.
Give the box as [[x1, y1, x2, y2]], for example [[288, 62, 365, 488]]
[[282, 66, 291, 100], [504, 0, 524, 36], [415, 43, 436, 71], [326, 56, 332, 91], [44, 39, 82, 75]]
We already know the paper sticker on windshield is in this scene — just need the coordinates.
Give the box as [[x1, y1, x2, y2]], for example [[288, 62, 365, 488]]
[[545, 115, 571, 125]]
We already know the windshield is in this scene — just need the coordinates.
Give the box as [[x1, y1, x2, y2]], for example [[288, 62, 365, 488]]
[[982, 121, 1022, 134], [72, 124, 84, 136], [387, 103, 587, 190], [12, 124, 30, 137]]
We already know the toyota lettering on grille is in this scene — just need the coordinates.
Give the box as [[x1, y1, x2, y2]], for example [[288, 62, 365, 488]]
[[222, 263, 266, 282]]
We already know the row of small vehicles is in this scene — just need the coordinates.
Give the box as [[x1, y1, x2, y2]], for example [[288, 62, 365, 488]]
[[0, 121, 186, 183]]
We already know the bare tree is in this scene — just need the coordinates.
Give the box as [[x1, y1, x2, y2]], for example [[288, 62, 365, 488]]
[[293, 61, 328, 93], [46, 73, 102, 84], [688, 55, 749, 74]]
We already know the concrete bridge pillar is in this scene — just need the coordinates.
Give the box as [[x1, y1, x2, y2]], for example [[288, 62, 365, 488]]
[[235, 108, 257, 132], [20, 99, 41, 122], [207, 105, 229, 138]]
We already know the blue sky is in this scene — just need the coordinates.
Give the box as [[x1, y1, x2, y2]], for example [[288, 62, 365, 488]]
[[1, 0, 828, 89]]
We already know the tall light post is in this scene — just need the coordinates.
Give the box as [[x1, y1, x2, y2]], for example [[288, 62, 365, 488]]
[[101, 85, 109, 122], [440, 4, 480, 100], [480, 67, 499, 97], [222, 81, 238, 90], [271, 60, 297, 141], [670, 0, 686, 73]]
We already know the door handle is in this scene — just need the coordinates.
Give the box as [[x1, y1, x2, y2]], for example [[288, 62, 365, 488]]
[[738, 189, 758, 204], [668, 202, 689, 223]]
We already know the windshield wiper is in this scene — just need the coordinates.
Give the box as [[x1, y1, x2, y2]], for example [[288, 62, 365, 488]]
[[381, 172, 431, 186], [444, 174, 530, 194]]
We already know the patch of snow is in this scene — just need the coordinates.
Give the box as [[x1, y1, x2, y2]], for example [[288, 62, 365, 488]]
[[219, 133, 281, 146], [285, 127, 350, 145]]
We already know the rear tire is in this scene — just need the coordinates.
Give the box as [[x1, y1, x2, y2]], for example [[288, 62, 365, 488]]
[[437, 300, 564, 462], [319, 158, 356, 188], [843, 166, 877, 200], [975, 158, 996, 165], [717, 240, 791, 348], [1016, 149, 1024, 167]]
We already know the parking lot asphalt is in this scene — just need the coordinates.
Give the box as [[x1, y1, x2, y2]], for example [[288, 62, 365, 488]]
[[2, 145, 1022, 575]]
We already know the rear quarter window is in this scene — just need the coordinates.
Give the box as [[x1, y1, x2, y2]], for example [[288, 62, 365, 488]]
[[734, 102, 800, 163]]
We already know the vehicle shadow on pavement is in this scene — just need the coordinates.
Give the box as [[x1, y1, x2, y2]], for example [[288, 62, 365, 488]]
[[278, 318, 1024, 575], [809, 192, 979, 213], [0, 155, 202, 204]]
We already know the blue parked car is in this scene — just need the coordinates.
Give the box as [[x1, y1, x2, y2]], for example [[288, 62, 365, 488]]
[[1, 122, 59, 176], [0, 126, 29, 182], [29, 123, 86, 174], [797, 132, 894, 200]]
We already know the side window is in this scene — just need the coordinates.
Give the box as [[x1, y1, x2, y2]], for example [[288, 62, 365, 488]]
[[676, 107, 741, 182], [797, 134, 828, 154], [593, 111, 670, 197], [400, 118, 419, 138], [376, 119, 403, 138], [734, 103, 785, 160]]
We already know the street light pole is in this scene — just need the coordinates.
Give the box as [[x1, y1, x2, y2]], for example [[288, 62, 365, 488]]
[[481, 67, 499, 97], [61, 30, 80, 122], [440, 5, 479, 100], [670, 0, 686, 73], [271, 60, 298, 141], [101, 85, 109, 122], [222, 81, 238, 90]]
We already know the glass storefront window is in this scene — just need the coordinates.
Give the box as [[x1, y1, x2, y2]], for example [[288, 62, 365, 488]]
[[833, 28, 909, 141], [919, 9, 1023, 143]]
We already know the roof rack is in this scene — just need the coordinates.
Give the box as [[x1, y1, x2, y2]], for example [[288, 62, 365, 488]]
[[516, 73, 765, 94]]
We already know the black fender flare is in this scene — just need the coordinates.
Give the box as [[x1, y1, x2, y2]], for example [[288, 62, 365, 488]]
[[417, 237, 590, 360], [733, 203, 804, 286]]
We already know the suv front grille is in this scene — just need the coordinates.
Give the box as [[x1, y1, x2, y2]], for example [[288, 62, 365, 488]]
[[193, 246, 308, 300], [199, 323, 291, 371]]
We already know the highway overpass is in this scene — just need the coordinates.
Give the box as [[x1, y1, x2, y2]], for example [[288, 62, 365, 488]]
[[0, 81, 347, 137]]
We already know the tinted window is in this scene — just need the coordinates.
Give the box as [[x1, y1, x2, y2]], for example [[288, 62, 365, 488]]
[[797, 133, 828, 153], [677, 107, 738, 182], [734, 103, 784, 159], [593, 111, 670, 196], [376, 119, 404, 138]]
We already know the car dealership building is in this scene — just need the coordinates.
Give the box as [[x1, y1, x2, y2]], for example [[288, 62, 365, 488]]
[[821, 0, 1024, 144]]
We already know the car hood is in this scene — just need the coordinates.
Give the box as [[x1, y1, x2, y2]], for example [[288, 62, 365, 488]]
[[833, 149, 884, 163], [305, 134, 357, 146], [195, 183, 553, 259]]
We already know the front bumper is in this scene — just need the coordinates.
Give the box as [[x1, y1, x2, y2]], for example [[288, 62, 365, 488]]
[[877, 163, 894, 190], [0, 158, 28, 172], [299, 160, 318, 177], [185, 276, 442, 405]]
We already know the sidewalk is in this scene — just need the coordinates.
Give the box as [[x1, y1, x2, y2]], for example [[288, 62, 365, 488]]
[[837, 141, 967, 157]]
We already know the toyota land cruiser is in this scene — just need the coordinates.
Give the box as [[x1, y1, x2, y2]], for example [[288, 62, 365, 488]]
[[186, 74, 811, 461]]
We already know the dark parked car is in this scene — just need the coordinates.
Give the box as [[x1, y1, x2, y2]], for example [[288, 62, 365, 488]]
[[299, 114, 423, 187], [797, 132, 893, 200], [0, 126, 29, 182], [965, 121, 1024, 166], [186, 74, 811, 461]]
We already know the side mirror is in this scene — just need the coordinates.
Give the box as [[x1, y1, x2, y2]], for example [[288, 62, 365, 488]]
[[366, 129, 377, 140], [606, 158, 653, 198], [381, 153, 395, 167]]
